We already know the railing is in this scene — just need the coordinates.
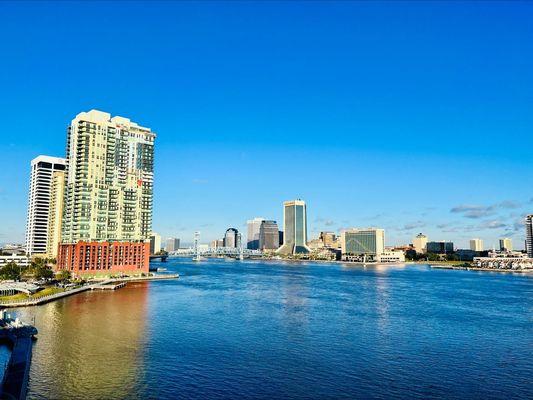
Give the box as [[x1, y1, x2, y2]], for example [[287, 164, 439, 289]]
[[0, 285, 89, 306]]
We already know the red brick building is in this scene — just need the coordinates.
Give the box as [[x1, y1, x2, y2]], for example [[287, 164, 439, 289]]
[[57, 241, 150, 276]]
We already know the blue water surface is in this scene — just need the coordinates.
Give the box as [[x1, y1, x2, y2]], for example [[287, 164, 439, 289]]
[[20, 260, 533, 399]]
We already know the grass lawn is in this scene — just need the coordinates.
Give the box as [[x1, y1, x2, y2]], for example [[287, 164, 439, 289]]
[[0, 286, 65, 302]]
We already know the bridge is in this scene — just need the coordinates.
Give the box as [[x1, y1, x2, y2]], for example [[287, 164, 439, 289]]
[[168, 247, 263, 258], [149, 254, 168, 262]]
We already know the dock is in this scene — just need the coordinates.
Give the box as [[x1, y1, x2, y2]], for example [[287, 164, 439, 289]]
[[91, 282, 126, 290], [0, 312, 38, 400]]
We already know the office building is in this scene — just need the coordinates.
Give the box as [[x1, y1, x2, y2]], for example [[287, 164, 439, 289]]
[[499, 238, 513, 252], [46, 170, 66, 259], [166, 238, 180, 252], [57, 110, 154, 275], [526, 215, 533, 257], [412, 233, 428, 254], [247, 217, 265, 250], [259, 220, 279, 250], [150, 233, 162, 255], [224, 228, 239, 248], [470, 238, 483, 252], [426, 241, 454, 254], [340, 228, 385, 259], [25, 155, 67, 256], [277, 200, 310, 255]]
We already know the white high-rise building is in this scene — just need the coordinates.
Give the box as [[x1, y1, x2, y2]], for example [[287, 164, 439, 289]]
[[277, 200, 310, 255], [247, 217, 265, 250], [412, 233, 428, 254], [25, 155, 67, 256], [526, 215, 533, 257], [470, 238, 483, 252], [499, 238, 513, 252]]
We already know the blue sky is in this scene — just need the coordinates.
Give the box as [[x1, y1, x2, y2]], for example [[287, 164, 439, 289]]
[[0, 1, 532, 249]]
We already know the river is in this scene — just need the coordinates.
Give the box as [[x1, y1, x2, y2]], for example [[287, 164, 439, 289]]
[[11, 259, 533, 399]]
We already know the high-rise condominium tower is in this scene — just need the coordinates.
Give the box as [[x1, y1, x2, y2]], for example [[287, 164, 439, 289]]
[[526, 215, 533, 257], [277, 200, 310, 255], [57, 110, 155, 275], [247, 217, 264, 250], [25, 156, 67, 256]]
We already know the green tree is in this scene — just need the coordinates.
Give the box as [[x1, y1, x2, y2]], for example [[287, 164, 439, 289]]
[[0, 262, 22, 281], [427, 252, 440, 261], [33, 265, 54, 280], [56, 270, 71, 282]]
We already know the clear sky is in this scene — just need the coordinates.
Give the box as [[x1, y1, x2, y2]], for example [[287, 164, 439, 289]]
[[1, 1, 532, 249]]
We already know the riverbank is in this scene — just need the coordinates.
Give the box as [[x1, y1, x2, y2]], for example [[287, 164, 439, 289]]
[[429, 264, 533, 274], [0, 273, 180, 308]]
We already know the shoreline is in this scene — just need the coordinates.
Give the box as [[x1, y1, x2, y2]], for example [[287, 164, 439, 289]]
[[0, 273, 179, 308], [229, 257, 533, 274]]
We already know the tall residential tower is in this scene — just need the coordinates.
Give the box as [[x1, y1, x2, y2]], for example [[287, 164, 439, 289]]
[[57, 110, 155, 275], [25, 156, 66, 256]]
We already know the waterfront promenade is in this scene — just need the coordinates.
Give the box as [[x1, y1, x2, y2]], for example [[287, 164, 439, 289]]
[[0, 273, 179, 308]]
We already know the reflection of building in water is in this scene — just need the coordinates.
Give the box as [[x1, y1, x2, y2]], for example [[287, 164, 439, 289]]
[[25, 285, 149, 399]]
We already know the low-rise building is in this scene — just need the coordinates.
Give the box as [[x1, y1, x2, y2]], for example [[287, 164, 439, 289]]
[[0, 255, 30, 268], [376, 251, 405, 263]]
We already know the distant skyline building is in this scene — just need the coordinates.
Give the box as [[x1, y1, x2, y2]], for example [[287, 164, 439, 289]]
[[526, 215, 533, 257], [259, 220, 279, 251], [150, 233, 162, 255], [165, 238, 180, 252], [247, 217, 264, 250], [56, 110, 155, 275], [499, 238, 513, 252], [277, 200, 310, 255], [412, 233, 428, 254], [46, 169, 66, 259], [25, 155, 67, 256], [224, 228, 239, 248], [470, 238, 483, 252], [427, 241, 454, 254], [340, 228, 385, 257]]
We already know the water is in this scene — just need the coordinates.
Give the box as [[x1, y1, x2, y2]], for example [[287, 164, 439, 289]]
[[11, 260, 533, 399]]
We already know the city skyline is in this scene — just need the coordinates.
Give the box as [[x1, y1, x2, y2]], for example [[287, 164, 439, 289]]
[[1, 2, 532, 248]]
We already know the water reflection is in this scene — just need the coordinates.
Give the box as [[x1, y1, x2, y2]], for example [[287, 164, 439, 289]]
[[16, 284, 149, 399]]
